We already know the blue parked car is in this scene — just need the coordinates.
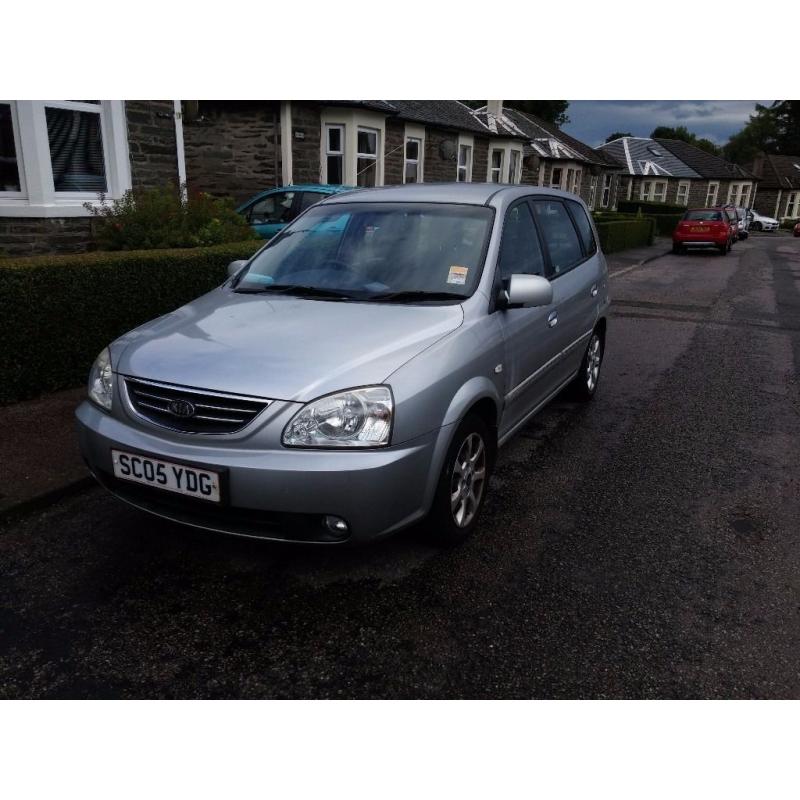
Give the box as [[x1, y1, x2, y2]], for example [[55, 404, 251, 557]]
[[236, 184, 353, 239]]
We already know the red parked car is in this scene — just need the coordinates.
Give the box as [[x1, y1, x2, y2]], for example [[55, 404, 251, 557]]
[[793, 221, 800, 237], [673, 208, 734, 255]]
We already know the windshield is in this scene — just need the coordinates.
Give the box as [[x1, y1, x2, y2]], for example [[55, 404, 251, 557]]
[[235, 202, 494, 302], [685, 210, 722, 221]]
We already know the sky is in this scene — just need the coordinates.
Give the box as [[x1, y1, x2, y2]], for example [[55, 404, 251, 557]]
[[562, 100, 772, 148]]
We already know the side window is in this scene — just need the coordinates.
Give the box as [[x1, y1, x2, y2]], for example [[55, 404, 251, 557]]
[[498, 202, 546, 279], [299, 191, 324, 212], [533, 199, 583, 277], [566, 199, 597, 256], [248, 191, 296, 224]]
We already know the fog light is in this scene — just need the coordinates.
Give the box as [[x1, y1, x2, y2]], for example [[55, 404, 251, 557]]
[[323, 515, 349, 538]]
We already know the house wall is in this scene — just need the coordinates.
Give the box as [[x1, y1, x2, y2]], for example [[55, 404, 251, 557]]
[[752, 188, 780, 218], [183, 101, 281, 205], [384, 118, 405, 185], [473, 138, 489, 185], [290, 102, 322, 185], [423, 127, 460, 182], [126, 101, 180, 192], [0, 218, 95, 257]]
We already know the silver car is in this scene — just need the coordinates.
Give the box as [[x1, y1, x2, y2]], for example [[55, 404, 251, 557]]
[[77, 184, 610, 545]]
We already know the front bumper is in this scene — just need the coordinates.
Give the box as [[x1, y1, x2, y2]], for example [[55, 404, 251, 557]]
[[76, 400, 443, 544]]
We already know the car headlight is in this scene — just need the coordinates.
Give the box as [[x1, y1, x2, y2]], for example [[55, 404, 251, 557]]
[[88, 347, 113, 411], [282, 386, 393, 448]]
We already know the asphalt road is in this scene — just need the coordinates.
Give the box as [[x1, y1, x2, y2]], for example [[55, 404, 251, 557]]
[[2, 234, 800, 699]]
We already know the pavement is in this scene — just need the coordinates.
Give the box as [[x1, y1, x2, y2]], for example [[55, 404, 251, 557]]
[[0, 237, 674, 519], [2, 233, 799, 698]]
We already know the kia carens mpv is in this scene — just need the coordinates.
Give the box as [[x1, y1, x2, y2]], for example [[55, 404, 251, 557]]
[[77, 184, 610, 545]]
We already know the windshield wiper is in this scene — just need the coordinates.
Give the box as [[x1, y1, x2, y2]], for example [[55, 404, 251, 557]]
[[365, 290, 467, 303], [234, 284, 354, 300]]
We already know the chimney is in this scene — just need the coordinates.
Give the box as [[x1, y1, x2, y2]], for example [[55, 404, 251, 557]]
[[487, 100, 504, 121], [751, 152, 765, 177]]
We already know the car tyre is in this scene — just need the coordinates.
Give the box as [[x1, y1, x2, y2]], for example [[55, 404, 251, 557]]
[[570, 329, 604, 402], [752, 221, 762, 231], [718, 242, 729, 255], [426, 413, 493, 546], [672, 242, 683, 255]]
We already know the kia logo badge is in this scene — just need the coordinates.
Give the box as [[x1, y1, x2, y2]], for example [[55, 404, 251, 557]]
[[169, 399, 196, 418]]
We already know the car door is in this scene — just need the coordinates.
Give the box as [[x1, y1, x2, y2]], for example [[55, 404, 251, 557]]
[[494, 200, 564, 438], [532, 197, 601, 383], [245, 190, 298, 239]]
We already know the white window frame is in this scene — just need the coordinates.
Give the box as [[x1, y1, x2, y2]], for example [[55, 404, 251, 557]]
[[488, 140, 523, 183], [726, 181, 753, 208], [676, 180, 691, 206], [323, 123, 345, 186], [588, 175, 598, 209], [601, 173, 613, 208], [705, 181, 719, 207], [550, 165, 563, 189], [319, 108, 385, 187], [0, 100, 131, 217], [0, 100, 26, 198], [786, 191, 800, 219], [356, 126, 380, 187], [488, 147, 504, 183], [456, 133, 473, 182], [572, 168, 582, 195], [640, 179, 667, 202], [403, 123, 425, 184]]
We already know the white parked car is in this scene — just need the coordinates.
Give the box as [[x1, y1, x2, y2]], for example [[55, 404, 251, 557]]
[[749, 210, 779, 232]]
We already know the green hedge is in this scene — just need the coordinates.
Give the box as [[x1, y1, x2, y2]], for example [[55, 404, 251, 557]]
[[779, 218, 799, 230], [618, 200, 687, 216], [595, 218, 656, 253], [594, 210, 682, 236], [0, 240, 262, 405]]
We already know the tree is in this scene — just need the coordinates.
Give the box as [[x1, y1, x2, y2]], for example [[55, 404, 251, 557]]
[[461, 100, 570, 126], [505, 101, 570, 126], [605, 131, 632, 143], [650, 124, 721, 156], [724, 101, 800, 163]]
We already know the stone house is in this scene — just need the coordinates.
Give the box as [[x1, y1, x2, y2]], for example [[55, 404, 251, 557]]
[[746, 153, 800, 221], [1, 99, 618, 256], [471, 105, 622, 211], [599, 136, 758, 210]]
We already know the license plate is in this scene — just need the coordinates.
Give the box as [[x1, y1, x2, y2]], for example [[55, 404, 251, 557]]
[[691, 226, 710, 232], [111, 449, 221, 503]]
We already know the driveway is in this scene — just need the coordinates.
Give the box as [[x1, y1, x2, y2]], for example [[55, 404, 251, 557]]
[[2, 234, 800, 698]]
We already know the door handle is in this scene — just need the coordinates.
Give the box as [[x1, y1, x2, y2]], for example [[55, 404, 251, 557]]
[[590, 284, 598, 297], [547, 310, 558, 328]]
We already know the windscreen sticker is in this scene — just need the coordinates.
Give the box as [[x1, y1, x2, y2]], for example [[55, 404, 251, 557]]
[[447, 265, 469, 285]]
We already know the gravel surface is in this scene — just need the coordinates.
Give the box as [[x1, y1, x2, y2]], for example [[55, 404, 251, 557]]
[[2, 235, 799, 698]]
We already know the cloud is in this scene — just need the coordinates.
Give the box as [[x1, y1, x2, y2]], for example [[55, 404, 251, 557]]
[[562, 100, 772, 147]]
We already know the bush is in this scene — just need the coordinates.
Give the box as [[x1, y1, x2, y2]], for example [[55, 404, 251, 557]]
[[0, 240, 262, 404], [617, 200, 687, 216], [595, 218, 656, 253], [648, 213, 684, 236], [85, 184, 258, 250], [779, 218, 799, 230]]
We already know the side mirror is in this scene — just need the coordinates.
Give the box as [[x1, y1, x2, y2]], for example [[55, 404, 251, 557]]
[[499, 274, 553, 309], [227, 260, 249, 279]]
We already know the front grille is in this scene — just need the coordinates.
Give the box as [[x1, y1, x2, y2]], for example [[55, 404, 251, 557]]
[[124, 377, 270, 434]]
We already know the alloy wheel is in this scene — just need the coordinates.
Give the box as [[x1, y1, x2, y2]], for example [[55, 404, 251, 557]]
[[450, 432, 487, 528], [586, 334, 602, 391]]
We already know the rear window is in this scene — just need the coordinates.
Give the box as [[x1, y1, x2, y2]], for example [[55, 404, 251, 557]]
[[684, 210, 722, 221]]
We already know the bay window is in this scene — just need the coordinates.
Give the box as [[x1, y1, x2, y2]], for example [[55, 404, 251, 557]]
[[0, 100, 130, 217], [508, 149, 521, 184], [550, 166, 563, 189], [319, 109, 385, 187], [705, 181, 719, 206], [676, 180, 691, 205]]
